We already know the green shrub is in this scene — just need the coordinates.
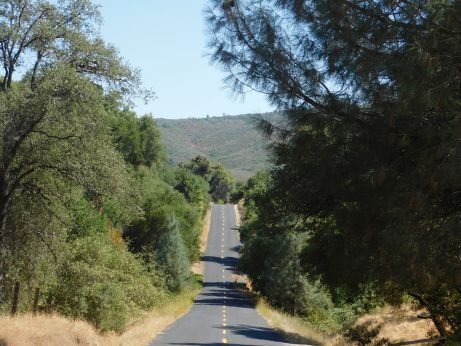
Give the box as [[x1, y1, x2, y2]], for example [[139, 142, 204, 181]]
[[155, 214, 191, 292], [53, 234, 167, 332], [126, 168, 203, 262], [260, 232, 333, 316]]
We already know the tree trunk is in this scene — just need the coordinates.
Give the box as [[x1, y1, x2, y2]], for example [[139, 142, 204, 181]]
[[409, 292, 448, 338], [6, 63, 14, 89], [0, 171, 11, 306]]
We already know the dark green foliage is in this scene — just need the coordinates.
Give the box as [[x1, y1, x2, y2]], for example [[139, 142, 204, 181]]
[[53, 234, 167, 332], [230, 181, 245, 204], [155, 214, 191, 292], [106, 104, 166, 167], [207, 0, 461, 338], [68, 198, 107, 239], [239, 173, 338, 329], [166, 168, 211, 213], [208, 164, 234, 202], [181, 155, 213, 177], [239, 172, 386, 332], [124, 168, 204, 263], [261, 233, 330, 316], [180, 155, 235, 202]]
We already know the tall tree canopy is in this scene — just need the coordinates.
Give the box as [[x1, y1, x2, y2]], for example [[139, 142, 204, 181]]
[[0, 0, 145, 304], [106, 104, 166, 167], [0, 0, 141, 93], [208, 0, 461, 338], [180, 155, 235, 202]]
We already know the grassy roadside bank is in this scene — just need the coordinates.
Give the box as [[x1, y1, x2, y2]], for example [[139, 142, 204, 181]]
[[191, 204, 212, 276], [0, 205, 213, 346], [0, 283, 201, 346], [256, 298, 436, 346], [256, 298, 328, 345]]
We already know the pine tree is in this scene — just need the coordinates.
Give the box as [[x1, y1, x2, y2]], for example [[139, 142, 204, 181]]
[[207, 0, 461, 338], [155, 214, 190, 292]]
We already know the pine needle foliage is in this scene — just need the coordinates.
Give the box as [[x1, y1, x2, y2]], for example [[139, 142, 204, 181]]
[[207, 0, 461, 339]]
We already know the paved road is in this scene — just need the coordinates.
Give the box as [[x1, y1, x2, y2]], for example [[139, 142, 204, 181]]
[[150, 203, 293, 346]]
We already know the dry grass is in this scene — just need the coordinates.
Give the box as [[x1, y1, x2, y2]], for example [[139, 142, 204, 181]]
[[256, 299, 327, 346], [0, 288, 199, 346], [234, 203, 242, 227], [191, 204, 212, 276], [106, 288, 200, 346], [256, 300, 437, 346], [0, 314, 104, 346], [199, 204, 213, 254], [343, 304, 437, 345]]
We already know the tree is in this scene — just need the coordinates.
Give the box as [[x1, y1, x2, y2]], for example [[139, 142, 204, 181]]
[[124, 168, 205, 263], [106, 104, 166, 167], [180, 155, 235, 202], [169, 168, 210, 212], [0, 0, 141, 93], [208, 164, 234, 202], [0, 0, 144, 304], [262, 232, 332, 317], [125, 194, 192, 293], [180, 155, 212, 177], [155, 213, 190, 292], [207, 0, 461, 338]]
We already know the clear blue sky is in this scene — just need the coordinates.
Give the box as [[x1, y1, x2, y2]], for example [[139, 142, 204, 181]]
[[94, 1, 273, 119]]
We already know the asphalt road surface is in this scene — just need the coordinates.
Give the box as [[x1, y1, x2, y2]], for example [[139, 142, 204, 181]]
[[149, 203, 295, 346]]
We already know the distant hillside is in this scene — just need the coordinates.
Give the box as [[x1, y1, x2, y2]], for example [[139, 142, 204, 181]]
[[156, 113, 278, 181]]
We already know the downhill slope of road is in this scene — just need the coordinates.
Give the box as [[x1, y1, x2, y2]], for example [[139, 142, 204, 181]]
[[156, 113, 280, 181], [149, 204, 297, 346]]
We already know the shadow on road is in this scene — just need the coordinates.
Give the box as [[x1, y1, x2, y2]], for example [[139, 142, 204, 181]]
[[229, 245, 241, 253], [201, 255, 240, 272], [194, 282, 254, 309], [224, 324, 294, 344]]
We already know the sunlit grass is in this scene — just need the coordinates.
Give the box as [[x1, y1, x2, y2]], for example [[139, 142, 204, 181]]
[[256, 299, 436, 346], [0, 283, 201, 346], [256, 298, 329, 346]]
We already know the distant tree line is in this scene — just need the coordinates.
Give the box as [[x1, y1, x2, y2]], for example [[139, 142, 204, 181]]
[[209, 0, 461, 341]]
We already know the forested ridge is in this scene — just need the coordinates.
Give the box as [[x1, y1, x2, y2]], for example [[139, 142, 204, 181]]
[[156, 113, 279, 181], [0, 0, 235, 333], [207, 0, 461, 343]]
